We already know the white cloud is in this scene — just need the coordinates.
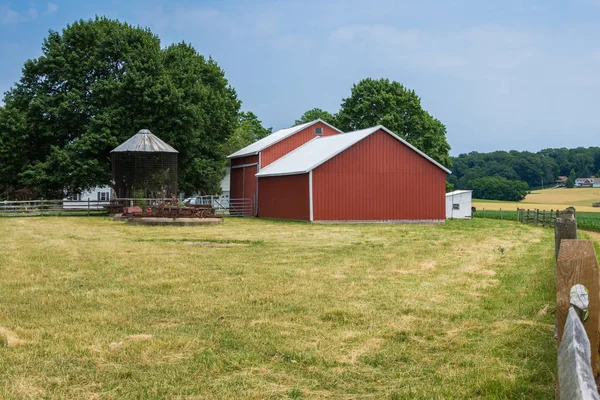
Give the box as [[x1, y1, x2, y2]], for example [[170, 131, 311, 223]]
[[46, 3, 59, 14], [0, 3, 57, 24], [0, 5, 21, 24], [139, 7, 223, 31], [27, 7, 38, 20]]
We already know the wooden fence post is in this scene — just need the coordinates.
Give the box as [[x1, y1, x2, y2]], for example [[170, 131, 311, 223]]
[[555, 214, 578, 260], [557, 240, 600, 378], [500, 208, 503, 220], [558, 306, 600, 399], [40, 199, 44, 216], [542, 210, 546, 226], [88, 198, 90, 216]]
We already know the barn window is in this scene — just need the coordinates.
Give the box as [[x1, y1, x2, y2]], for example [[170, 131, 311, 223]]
[[98, 192, 108, 201], [315, 127, 323, 136], [453, 203, 460, 210]]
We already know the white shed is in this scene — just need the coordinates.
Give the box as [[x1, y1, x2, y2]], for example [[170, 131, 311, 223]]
[[446, 190, 472, 219]]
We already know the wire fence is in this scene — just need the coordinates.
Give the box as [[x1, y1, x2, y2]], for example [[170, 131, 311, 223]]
[[473, 208, 558, 226]]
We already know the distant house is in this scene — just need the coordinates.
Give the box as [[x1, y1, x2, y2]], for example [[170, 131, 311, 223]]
[[555, 176, 567, 184], [445, 190, 472, 219], [575, 178, 596, 187], [63, 186, 112, 209]]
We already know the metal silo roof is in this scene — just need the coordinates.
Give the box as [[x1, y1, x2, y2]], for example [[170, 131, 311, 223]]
[[111, 129, 178, 153]]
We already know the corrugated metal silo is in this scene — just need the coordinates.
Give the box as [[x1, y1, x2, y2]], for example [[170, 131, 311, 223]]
[[111, 129, 178, 198]]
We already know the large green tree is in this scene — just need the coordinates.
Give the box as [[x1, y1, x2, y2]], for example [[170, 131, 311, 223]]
[[0, 17, 240, 198], [467, 176, 528, 201], [336, 78, 451, 167], [223, 111, 272, 156], [566, 169, 576, 188], [294, 108, 336, 126]]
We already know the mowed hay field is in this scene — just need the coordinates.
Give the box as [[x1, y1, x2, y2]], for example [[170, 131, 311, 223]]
[[474, 187, 600, 212], [0, 217, 555, 399]]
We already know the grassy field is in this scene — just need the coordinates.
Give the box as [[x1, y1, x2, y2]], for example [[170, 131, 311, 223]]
[[0, 217, 556, 399], [473, 187, 600, 213]]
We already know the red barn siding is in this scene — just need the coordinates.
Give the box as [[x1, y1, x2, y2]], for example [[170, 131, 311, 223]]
[[230, 167, 244, 199], [312, 129, 446, 221], [258, 174, 310, 220], [230, 154, 258, 202], [261, 122, 340, 168]]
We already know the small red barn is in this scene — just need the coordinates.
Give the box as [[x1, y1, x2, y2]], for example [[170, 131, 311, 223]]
[[227, 119, 342, 214], [255, 126, 451, 222]]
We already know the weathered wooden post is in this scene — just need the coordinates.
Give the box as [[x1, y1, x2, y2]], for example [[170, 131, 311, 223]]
[[500, 208, 503, 220], [88, 198, 90, 216], [558, 286, 600, 399], [555, 209, 578, 260], [542, 210, 546, 226], [40, 198, 44, 216], [557, 240, 600, 379]]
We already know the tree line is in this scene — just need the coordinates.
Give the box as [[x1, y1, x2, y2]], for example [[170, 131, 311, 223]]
[[0, 17, 452, 200], [449, 147, 600, 201]]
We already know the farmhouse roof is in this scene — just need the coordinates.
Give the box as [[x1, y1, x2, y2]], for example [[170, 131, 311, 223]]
[[227, 119, 343, 159], [255, 125, 451, 177], [111, 129, 178, 153]]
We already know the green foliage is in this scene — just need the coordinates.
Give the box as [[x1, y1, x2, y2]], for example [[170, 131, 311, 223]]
[[446, 181, 454, 193], [336, 78, 451, 168], [133, 190, 147, 210], [0, 17, 240, 198], [223, 111, 272, 156], [294, 108, 336, 126], [452, 147, 600, 191], [566, 169, 576, 188], [575, 212, 600, 233], [467, 177, 528, 201]]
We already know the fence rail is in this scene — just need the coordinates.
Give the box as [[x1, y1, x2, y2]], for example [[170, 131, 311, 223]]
[[473, 208, 559, 226], [0, 197, 255, 218], [225, 198, 253, 217], [554, 209, 600, 398]]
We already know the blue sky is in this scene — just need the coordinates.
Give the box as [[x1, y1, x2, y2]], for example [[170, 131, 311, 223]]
[[1, 0, 600, 155]]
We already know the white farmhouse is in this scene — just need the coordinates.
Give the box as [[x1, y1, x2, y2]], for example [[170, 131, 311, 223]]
[[63, 186, 112, 209], [445, 190, 473, 219]]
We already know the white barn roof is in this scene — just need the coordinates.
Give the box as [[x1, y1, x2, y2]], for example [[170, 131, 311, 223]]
[[227, 119, 342, 159], [111, 129, 178, 153], [256, 125, 451, 177], [446, 190, 472, 196]]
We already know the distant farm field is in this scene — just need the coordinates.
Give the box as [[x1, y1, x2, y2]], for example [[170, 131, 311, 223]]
[[473, 187, 600, 213], [0, 218, 555, 398]]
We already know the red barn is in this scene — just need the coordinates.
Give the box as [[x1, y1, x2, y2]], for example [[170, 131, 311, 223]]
[[255, 126, 451, 222], [227, 119, 342, 214]]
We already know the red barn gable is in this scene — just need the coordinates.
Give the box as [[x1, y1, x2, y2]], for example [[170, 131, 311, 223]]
[[255, 126, 451, 222], [227, 119, 342, 214]]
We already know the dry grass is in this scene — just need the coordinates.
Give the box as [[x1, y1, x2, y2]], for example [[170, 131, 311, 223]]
[[474, 187, 600, 212], [0, 217, 556, 399]]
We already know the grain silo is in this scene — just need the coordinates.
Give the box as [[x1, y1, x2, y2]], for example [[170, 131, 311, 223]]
[[111, 129, 178, 198]]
